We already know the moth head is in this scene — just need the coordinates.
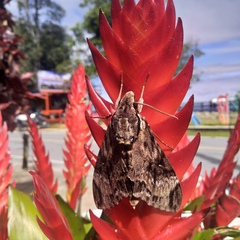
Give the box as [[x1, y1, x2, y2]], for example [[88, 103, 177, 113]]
[[111, 91, 140, 145]]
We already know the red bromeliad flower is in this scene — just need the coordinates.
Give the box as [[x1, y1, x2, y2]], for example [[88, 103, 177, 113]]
[[0, 113, 12, 239], [63, 65, 91, 210], [85, 0, 207, 238], [28, 117, 58, 193], [30, 171, 73, 240], [194, 111, 240, 229]]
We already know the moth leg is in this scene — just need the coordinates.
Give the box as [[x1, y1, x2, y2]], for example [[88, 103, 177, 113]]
[[115, 73, 124, 108], [125, 177, 139, 208], [137, 73, 150, 113], [152, 131, 174, 150]]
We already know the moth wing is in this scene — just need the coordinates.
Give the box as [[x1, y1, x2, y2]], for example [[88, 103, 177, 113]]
[[93, 128, 129, 210], [129, 123, 182, 212]]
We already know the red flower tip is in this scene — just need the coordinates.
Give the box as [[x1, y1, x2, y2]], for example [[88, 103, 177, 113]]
[[86, 0, 202, 239], [28, 116, 58, 193], [0, 112, 11, 239], [63, 65, 91, 209], [30, 171, 73, 240]]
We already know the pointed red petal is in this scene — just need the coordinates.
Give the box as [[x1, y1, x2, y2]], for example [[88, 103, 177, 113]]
[[90, 210, 127, 239], [85, 113, 106, 147], [153, 96, 194, 154], [31, 172, 73, 240], [155, 209, 209, 239], [84, 144, 97, 167], [28, 117, 58, 193], [86, 75, 112, 124], [169, 133, 200, 179], [181, 163, 202, 207]]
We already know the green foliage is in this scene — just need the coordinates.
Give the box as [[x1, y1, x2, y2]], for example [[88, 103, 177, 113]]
[[177, 41, 204, 81], [193, 227, 240, 240], [215, 227, 240, 238], [70, 0, 113, 77], [15, 0, 72, 74], [80, 0, 112, 49], [40, 23, 72, 72], [192, 229, 215, 240], [56, 195, 90, 240], [184, 195, 205, 211], [8, 187, 47, 240]]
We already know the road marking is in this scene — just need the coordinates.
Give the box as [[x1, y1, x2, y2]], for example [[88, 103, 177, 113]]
[[199, 146, 225, 150], [9, 137, 64, 143], [11, 154, 64, 164]]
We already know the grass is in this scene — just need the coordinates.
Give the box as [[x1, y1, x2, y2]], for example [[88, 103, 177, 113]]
[[193, 112, 237, 126], [187, 130, 231, 137], [187, 112, 237, 137]]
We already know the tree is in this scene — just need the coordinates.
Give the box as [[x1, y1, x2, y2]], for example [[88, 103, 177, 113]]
[[77, 0, 204, 78], [15, 0, 72, 74], [0, 0, 32, 130], [177, 41, 204, 81], [40, 22, 72, 73]]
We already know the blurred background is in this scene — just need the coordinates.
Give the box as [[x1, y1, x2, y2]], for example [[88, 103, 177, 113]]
[[4, 0, 240, 126]]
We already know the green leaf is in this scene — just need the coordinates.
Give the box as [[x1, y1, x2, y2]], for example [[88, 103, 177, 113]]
[[8, 187, 47, 240], [192, 228, 215, 240], [184, 195, 205, 211], [81, 216, 92, 235], [193, 227, 240, 240], [56, 195, 88, 240], [216, 226, 240, 238]]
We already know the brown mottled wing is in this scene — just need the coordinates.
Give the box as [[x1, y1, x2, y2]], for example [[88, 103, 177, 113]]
[[93, 90, 182, 212], [93, 125, 129, 210], [128, 119, 182, 212], [93, 117, 182, 211]]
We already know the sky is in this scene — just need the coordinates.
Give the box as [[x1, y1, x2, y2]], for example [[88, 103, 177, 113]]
[[7, 0, 240, 102], [174, 0, 240, 102]]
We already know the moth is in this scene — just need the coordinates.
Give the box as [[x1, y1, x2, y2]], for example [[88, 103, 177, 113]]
[[93, 90, 182, 212]]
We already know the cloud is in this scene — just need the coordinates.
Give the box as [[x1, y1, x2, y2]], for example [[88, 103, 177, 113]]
[[174, 0, 240, 44], [57, 0, 86, 28]]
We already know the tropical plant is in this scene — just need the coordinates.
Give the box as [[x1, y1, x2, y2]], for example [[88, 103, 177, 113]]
[[5, 65, 91, 240], [0, 0, 240, 240], [0, 113, 12, 239], [74, 0, 203, 77], [84, 0, 205, 238], [63, 65, 91, 212]]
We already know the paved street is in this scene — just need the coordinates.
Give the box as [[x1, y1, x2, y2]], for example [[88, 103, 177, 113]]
[[8, 128, 240, 212]]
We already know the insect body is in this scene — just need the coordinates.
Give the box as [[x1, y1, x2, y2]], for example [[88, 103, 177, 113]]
[[93, 91, 182, 212]]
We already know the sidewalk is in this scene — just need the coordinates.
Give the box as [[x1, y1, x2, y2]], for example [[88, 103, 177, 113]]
[[188, 125, 234, 130]]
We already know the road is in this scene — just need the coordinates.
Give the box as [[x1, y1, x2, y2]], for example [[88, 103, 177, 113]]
[[8, 128, 240, 212]]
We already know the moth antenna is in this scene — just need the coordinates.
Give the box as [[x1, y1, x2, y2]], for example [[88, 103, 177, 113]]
[[89, 114, 112, 120], [138, 73, 150, 113], [134, 102, 178, 120], [152, 131, 174, 150], [115, 73, 123, 108]]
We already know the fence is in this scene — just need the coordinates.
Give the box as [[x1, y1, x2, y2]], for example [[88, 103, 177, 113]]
[[188, 100, 239, 112]]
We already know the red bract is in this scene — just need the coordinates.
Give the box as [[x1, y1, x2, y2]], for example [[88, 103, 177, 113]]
[[197, 112, 240, 228], [0, 113, 12, 239], [28, 117, 58, 193], [86, 0, 204, 239], [63, 65, 91, 210], [30, 171, 73, 240], [88, 0, 194, 155]]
